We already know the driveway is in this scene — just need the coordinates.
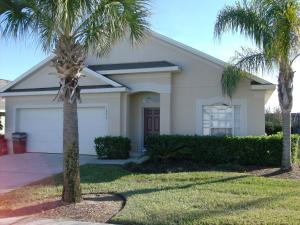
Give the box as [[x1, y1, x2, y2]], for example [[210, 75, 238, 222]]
[[0, 153, 99, 194], [0, 153, 146, 194]]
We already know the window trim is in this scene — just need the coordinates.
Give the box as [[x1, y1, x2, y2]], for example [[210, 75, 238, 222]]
[[203, 104, 235, 136], [196, 97, 247, 136]]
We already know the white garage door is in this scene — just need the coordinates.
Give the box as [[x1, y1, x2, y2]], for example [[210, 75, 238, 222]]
[[17, 107, 107, 155]]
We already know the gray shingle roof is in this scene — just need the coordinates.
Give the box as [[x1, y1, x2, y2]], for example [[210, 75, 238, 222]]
[[5, 85, 114, 93], [88, 61, 177, 72]]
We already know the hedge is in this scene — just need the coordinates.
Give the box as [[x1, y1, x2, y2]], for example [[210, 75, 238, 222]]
[[94, 136, 130, 159], [145, 134, 300, 166]]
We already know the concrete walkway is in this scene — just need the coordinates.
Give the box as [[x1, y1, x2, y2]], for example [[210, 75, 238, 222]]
[[0, 216, 116, 225], [0, 153, 147, 194]]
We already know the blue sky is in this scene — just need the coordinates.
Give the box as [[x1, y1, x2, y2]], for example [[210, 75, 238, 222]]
[[0, 0, 299, 112]]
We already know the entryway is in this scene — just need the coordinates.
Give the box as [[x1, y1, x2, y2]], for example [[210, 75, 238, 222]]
[[144, 108, 160, 140]]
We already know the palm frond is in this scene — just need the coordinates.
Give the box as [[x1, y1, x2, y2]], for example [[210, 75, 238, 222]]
[[221, 66, 245, 99], [214, 0, 272, 48], [73, 0, 150, 56], [233, 47, 273, 74], [0, 0, 34, 39], [222, 48, 270, 98]]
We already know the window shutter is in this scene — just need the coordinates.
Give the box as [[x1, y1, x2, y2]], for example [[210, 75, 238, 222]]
[[203, 106, 211, 135], [234, 106, 241, 136]]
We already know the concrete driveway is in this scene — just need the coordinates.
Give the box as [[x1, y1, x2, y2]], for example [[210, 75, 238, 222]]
[[0, 153, 146, 194], [0, 153, 99, 194]]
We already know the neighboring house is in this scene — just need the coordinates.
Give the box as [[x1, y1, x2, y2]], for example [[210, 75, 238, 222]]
[[0, 32, 275, 155], [0, 79, 10, 135]]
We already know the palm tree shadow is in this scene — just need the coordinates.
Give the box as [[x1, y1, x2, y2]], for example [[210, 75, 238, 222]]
[[121, 175, 248, 198], [29, 164, 130, 187], [262, 169, 289, 177], [0, 200, 62, 218]]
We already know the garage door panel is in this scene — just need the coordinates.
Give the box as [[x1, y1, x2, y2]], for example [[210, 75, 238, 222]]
[[18, 108, 63, 153], [78, 107, 107, 155], [17, 107, 107, 155]]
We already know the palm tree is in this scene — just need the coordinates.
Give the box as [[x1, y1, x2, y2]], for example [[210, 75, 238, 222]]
[[214, 0, 300, 171], [0, 0, 149, 203]]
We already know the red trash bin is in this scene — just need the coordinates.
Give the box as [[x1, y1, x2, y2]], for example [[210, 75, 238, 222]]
[[12, 132, 27, 154], [0, 136, 8, 155]]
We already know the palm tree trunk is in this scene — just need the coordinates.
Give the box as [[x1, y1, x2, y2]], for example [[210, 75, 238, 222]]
[[278, 63, 294, 171], [62, 97, 82, 203], [52, 37, 85, 203], [281, 110, 292, 170]]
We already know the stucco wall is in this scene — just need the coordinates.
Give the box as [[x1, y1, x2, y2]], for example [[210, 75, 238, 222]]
[[87, 34, 267, 136], [109, 72, 171, 93], [5, 93, 122, 153], [12, 63, 108, 90]]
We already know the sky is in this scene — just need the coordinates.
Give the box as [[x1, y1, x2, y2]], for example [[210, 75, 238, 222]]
[[0, 0, 299, 112]]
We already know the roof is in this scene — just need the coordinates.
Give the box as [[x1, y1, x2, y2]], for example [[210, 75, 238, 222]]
[[0, 30, 275, 93], [0, 56, 123, 93], [251, 80, 272, 85], [88, 61, 181, 75], [4, 85, 114, 93], [88, 61, 177, 71]]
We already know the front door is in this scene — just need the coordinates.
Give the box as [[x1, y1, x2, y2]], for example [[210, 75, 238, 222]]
[[144, 108, 160, 140]]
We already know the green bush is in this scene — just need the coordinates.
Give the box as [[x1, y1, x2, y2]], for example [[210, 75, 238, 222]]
[[145, 134, 300, 166], [265, 121, 282, 135], [94, 136, 130, 159]]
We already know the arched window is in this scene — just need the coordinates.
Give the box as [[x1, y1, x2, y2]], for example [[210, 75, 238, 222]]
[[203, 104, 241, 136]]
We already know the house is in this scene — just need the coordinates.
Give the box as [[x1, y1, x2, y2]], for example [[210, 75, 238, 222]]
[[0, 79, 10, 135], [0, 31, 276, 156]]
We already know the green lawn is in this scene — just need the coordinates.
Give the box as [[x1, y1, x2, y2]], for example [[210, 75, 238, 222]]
[[2, 165, 300, 225]]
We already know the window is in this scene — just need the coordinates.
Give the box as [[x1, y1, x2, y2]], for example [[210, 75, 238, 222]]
[[203, 104, 241, 136]]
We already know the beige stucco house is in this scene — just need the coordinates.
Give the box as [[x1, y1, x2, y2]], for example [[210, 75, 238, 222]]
[[0, 32, 275, 156]]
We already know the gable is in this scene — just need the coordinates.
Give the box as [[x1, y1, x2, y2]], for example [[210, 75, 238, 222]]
[[86, 32, 223, 70], [10, 63, 109, 90], [86, 32, 273, 87]]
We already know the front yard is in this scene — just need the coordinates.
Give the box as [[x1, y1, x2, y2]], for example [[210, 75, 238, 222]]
[[1, 165, 300, 225]]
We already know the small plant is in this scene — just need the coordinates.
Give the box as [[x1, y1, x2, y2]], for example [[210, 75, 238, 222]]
[[94, 136, 131, 159]]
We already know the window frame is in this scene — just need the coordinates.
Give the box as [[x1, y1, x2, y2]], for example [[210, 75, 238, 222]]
[[202, 104, 235, 136]]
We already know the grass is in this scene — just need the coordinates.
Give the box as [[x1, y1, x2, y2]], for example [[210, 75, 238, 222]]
[[1, 165, 300, 225]]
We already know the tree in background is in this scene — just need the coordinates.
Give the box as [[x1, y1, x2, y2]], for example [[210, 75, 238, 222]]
[[215, 0, 300, 171], [265, 107, 282, 135], [0, 0, 150, 202]]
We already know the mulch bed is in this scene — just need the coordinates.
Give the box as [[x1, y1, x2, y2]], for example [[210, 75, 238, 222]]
[[245, 163, 300, 179], [0, 194, 124, 223]]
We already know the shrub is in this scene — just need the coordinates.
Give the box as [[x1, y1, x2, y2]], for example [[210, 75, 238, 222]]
[[145, 134, 300, 166], [94, 136, 130, 159], [265, 121, 282, 135]]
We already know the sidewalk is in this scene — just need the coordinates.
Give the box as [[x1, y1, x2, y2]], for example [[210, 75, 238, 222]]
[[0, 216, 117, 225]]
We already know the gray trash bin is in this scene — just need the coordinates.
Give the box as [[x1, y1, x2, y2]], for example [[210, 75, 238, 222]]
[[12, 132, 27, 154]]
